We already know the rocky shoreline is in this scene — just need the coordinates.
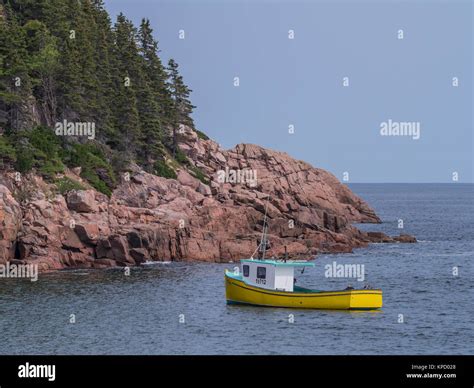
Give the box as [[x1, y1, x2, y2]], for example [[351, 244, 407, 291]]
[[0, 129, 415, 272]]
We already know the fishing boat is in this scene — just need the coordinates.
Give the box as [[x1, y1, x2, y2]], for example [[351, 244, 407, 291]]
[[225, 199, 382, 310]]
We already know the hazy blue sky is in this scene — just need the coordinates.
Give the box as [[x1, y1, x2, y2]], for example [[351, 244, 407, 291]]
[[104, 0, 472, 183]]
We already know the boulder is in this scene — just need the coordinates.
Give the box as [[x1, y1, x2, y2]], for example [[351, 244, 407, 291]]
[[60, 227, 84, 250], [75, 223, 100, 244], [394, 234, 417, 243], [366, 232, 394, 243], [66, 190, 98, 213], [197, 182, 212, 196], [96, 238, 112, 259], [177, 169, 199, 189], [109, 235, 134, 264], [129, 248, 150, 263]]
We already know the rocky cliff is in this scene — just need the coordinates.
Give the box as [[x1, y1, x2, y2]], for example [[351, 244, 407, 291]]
[[0, 128, 415, 271]]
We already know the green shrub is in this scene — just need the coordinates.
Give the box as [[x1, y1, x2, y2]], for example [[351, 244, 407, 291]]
[[63, 143, 116, 196], [153, 159, 177, 179], [15, 146, 34, 173], [174, 148, 188, 165], [55, 177, 85, 195], [0, 136, 16, 163], [12, 127, 65, 179], [188, 165, 209, 184], [5, 127, 115, 195], [28, 126, 61, 159], [39, 159, 64, 180], [80, 167, 112, 196], [195, 129, 209, 141]]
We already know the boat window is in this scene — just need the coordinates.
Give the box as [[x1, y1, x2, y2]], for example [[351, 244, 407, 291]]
[[257, 267, 266, 279], [243, 265, 249, 277]]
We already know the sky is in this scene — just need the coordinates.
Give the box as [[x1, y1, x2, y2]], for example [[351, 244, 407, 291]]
[[104, 0, 473, 183]]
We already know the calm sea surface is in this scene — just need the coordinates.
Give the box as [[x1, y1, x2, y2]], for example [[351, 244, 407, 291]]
[[0, 184, 472, 354]]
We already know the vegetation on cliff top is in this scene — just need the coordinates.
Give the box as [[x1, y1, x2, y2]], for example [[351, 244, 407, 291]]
[[0, 0, 207, 195]]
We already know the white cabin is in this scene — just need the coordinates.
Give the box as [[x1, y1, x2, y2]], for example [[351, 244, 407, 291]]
[[239, 259, 315, 292]]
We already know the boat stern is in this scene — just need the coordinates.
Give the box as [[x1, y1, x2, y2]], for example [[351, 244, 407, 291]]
[[348, 289, 383, 310]]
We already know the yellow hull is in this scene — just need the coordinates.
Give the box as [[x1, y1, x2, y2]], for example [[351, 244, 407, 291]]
[[225, 270, 382, 310]]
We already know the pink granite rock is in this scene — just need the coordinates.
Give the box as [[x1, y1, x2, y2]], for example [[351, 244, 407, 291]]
[[0, 132, 415, 271]]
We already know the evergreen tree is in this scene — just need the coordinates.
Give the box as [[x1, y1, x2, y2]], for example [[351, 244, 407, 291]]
[[23, 19, 59, 126], [0, 0, 200, 187], [138, 18, 169, 116], [166, 58, 195, 156], [112, 13, 141, 160], [136, 18, 164, 167], [0, 3, 31, 131], [90, 0, 115, 141]]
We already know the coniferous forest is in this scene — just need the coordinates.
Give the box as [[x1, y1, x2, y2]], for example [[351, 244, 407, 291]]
[[0, 0, 206, 196]]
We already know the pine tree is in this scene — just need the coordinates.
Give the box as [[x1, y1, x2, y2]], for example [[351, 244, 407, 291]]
[[0, 1, 200, 185], [0, 3, 31, 132], [23, 19, 60, 127], [166, 58, 195, 156], [86, 0, 115, 141], [138, 19, 169, 115], [112, 13, 141, 160], [55, 0, 86, 119], [136, 18, 164, 168]]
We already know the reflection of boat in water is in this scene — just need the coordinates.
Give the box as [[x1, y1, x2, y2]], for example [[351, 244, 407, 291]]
[[224, 198, 383, 310]]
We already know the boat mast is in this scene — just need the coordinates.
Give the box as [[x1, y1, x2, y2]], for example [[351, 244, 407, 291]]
[[260, 197, 269, 261]]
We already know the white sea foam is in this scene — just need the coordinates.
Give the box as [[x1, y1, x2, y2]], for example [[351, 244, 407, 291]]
[[142, 260, 172, 266]]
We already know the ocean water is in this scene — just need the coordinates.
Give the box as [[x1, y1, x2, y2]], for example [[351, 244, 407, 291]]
[[0, 184, 472, 355]]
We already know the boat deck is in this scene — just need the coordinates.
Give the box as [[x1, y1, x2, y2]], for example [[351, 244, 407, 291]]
[[226, 270, 334, 294]]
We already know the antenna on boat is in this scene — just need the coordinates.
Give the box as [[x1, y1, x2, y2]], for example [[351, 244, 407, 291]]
[[249, 194, 271, 261], [259, 195, 270, 261]]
